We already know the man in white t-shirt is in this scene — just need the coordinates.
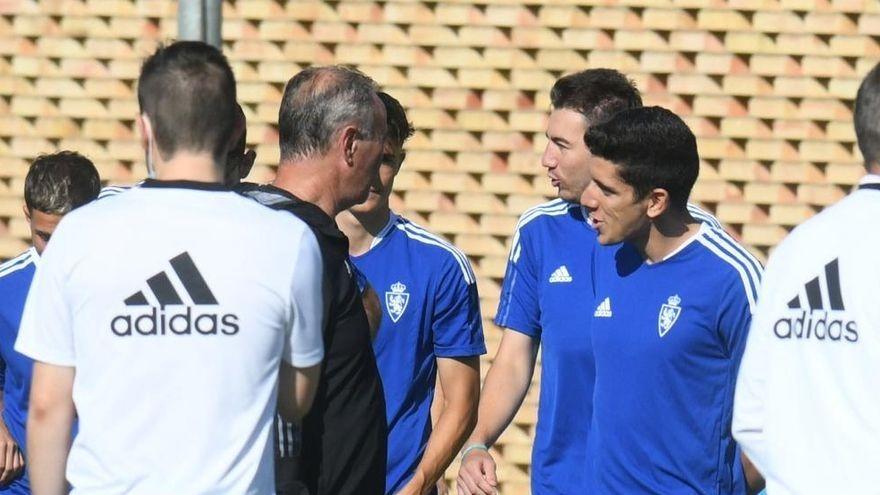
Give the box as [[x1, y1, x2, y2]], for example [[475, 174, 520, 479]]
[[733, 63, 880, 494], [16, 41, 325, 495]]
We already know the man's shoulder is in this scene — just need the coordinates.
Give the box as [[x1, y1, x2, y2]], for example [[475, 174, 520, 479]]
[[691, 227, 763, 305], [0, 250, 36, 286], [237, 182, 338, 237], [514, 199, 582, 234], [390, 215, 476, 285]]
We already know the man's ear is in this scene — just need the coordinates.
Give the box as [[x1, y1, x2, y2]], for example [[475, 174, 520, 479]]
[[341, 126, 358, 167], [137, 114, 152, 152], [22, 204, 30, 222], [646, 188, 671, 219]]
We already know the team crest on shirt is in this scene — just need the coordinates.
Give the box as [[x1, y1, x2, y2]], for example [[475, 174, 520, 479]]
[[385, 281, 410, 323], [658, 294, 682, 337]]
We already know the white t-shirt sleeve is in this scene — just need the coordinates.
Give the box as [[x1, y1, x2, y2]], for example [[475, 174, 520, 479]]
[[733, 249, 781, 472], [283, 227, 325, 368], [15, 241, 76, 366]]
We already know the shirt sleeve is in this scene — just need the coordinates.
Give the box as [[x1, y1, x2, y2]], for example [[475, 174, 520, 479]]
[[432, 256, 486, 358], [733, 255, 780, 474], [14, 241, 76, 366], [283, 228, 325, 368], [494, 225, 541, 338]]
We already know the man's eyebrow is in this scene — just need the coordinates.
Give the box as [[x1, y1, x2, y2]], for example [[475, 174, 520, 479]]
[[545, 132, 571, 145], [593, 178, 616, 193]]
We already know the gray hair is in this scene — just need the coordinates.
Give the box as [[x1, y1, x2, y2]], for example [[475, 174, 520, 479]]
[[278, 66, 381, 161]]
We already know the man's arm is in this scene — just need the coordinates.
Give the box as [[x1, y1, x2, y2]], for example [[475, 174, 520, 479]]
[[457, 330, 539, 495], [0, 359, 25, 486], [361, 284, 382, 341], [27, 362, 75, 495], [399, 357, 480, 495], [279, 228, 325, 422], [278, 362, 322, 422]]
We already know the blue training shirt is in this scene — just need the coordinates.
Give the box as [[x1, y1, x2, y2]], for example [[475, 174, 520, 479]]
[[350, 213, 486, 494], [495, 200, 725, 494], [0, 248, 38, 495], [495, 199, 597, 494], [588, 223, 761, 494]]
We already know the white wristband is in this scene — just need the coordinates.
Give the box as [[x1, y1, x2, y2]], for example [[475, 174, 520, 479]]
[[461, 443, 489, 459]]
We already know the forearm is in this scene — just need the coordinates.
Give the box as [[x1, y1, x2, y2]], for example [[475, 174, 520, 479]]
[[27, 404, 73, 495], [412, 395, 478, 491], [467, 348, 534, 447]]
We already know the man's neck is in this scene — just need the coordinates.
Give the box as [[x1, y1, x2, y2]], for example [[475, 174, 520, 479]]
[[632, 210, 700, 264], [337, 207, 392, 256], [272, 160, 342, 218], [154, 153, 222, 182]]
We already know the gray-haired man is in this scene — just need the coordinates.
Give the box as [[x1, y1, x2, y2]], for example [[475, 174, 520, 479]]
[[236, 66, 388, 495]]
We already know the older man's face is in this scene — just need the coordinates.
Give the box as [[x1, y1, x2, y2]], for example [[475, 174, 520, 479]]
[[350, 96, 388, 205]]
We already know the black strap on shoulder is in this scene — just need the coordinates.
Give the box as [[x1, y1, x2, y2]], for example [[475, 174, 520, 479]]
[[858, 183, 880, 192]]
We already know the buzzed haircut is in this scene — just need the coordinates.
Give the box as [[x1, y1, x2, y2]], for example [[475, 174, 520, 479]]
[[550, 69, 642, 126], [137, 41, 238, 163], [378, 91, 415, 152], [25, 151, 101, 214], [278, 66, 381, 161], [855, 61, 880, 169], [586, 106, 699, 211]]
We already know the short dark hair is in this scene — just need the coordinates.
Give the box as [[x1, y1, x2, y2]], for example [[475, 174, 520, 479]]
[[279, 66, 381, 161], [550, 69, 642, 126], [378, 92, 414, 152], [137, 41, 237, 163], [586, 106, 699, 211], [25, 151, 101, 214], [855, 61, 880, 169]]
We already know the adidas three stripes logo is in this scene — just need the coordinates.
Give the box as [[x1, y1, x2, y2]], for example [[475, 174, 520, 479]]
[[125, 252, 218, 307]]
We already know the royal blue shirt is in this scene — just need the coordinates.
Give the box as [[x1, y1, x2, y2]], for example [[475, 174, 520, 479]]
[[495, 199, 597, 494], [0, 249, 37, 494], [588, 224, 761, 494], [351, 213, 486, 494]]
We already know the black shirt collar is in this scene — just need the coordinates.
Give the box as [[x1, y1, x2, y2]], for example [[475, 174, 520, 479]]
[[141, 179, 230, 192]]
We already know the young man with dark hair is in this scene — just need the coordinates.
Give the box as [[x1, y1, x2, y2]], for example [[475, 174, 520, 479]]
[[16, 41, 325, 494], [581, 106, 762, 493], [337, 92, 485, 495], [0, 151, 100, 495], [237, 65, 388, 495], [458, 70, 721, 495], [733, 62, 880, 494]]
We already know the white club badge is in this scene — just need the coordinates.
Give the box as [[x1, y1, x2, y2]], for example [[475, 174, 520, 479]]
[[658, 294, 682, 337], [385, 281, 410, 323]]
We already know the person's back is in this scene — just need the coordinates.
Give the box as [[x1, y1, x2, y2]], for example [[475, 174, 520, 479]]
[[239, 182, 387, 495], [16, 41, 325, 494], [734, 61, 880, 495], [735, 182, 880, 494], [17, 182, 323, 493]]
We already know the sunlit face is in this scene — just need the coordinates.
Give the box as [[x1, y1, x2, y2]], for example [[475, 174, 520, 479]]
[[542, 109, 593, 203], [349, 97, 389, 206], [349, 140, 402, 215], [24, 206, 63, 255], [579, 155, 651, 246]]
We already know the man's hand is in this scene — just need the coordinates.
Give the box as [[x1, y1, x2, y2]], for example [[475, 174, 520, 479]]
[[456, 449, 497, 495], [0, 422, 23, 486], [436, 478, 449, 495]]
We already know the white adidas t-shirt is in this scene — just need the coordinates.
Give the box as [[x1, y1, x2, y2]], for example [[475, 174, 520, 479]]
[[733, 174, 880, 494], [16, 180, 325, 494]]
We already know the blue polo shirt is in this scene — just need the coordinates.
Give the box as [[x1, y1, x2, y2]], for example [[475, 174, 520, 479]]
[[588, 224, 761, 493], [351, 213, 486, 494], [0, 249, 38, 494]]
